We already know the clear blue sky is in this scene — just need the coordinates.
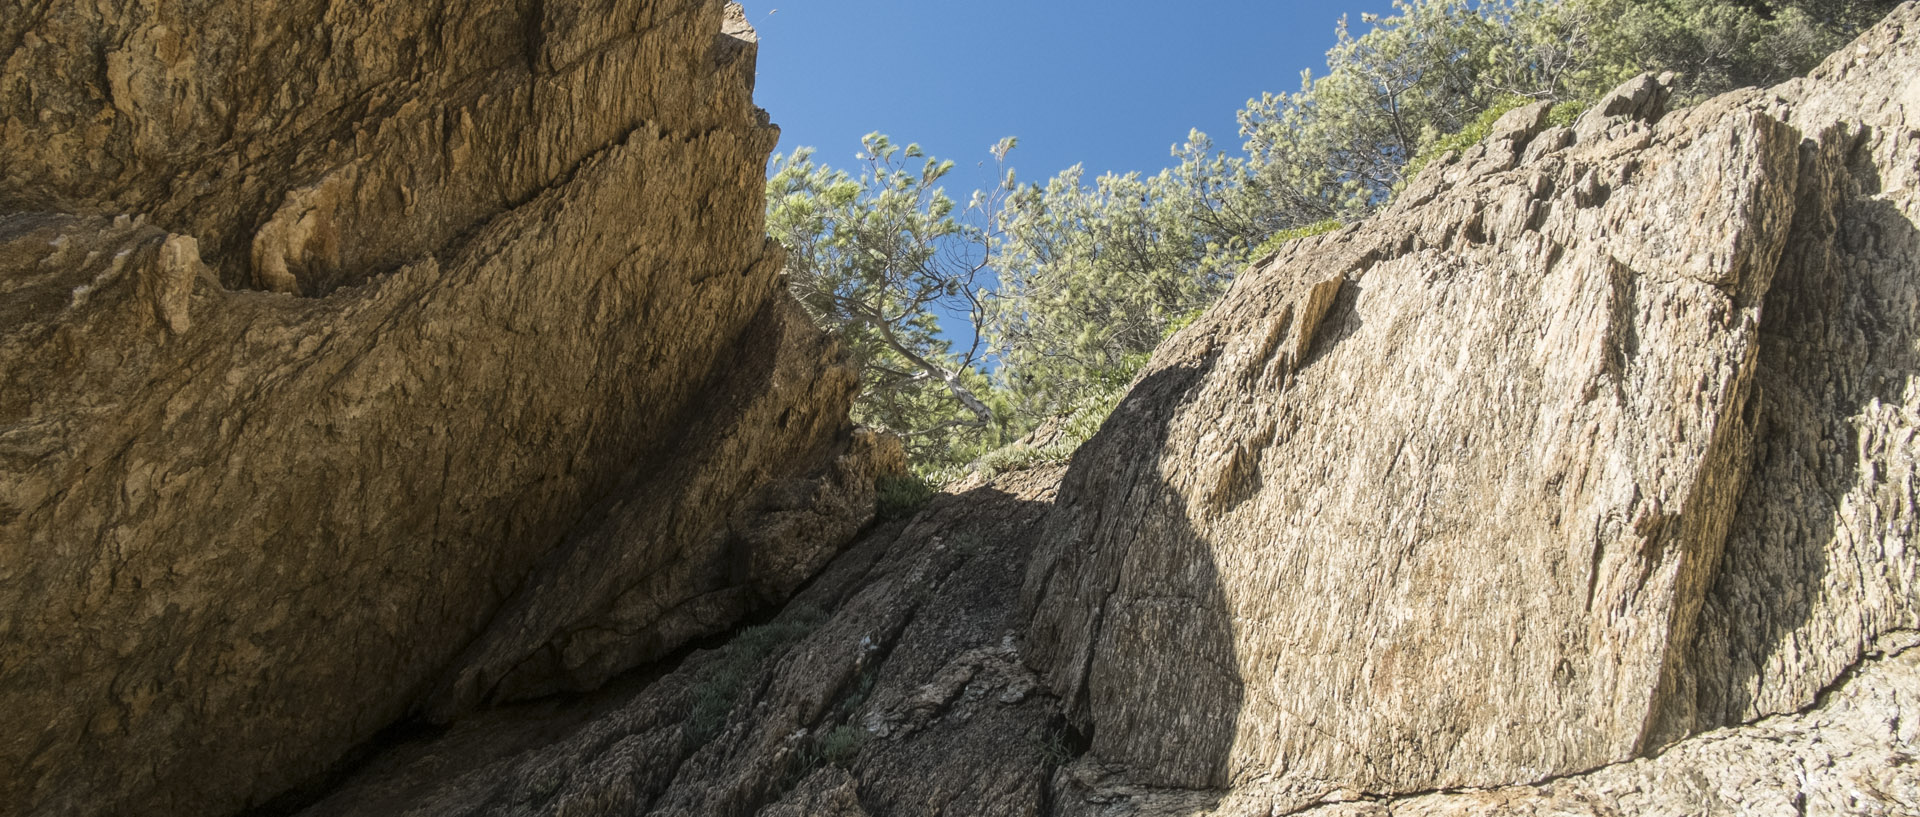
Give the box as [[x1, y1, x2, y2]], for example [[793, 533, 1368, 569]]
[[749, 1, 1394, 191]]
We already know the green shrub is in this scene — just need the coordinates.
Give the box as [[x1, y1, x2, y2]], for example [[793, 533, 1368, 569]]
[[1400, 94, 1535, 184], [1547, 100, 1582, 128], [1249, 218, 1344, 262], [1158, 306, 1209, 338], [875, 473, 938, 521], [685, 605, 828, 745], [1033, 729, 1075, 767], [816, 725, 867, 768], [976, 443, 1054, 476]]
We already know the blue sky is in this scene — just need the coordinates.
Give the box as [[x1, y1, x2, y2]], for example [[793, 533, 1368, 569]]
[[750, 1, 1394, 191]]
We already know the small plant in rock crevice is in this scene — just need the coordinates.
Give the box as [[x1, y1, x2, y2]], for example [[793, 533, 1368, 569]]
[[815, 724, 868, 768], [684, 605, 828, 746], [874, 473, 938, 521]]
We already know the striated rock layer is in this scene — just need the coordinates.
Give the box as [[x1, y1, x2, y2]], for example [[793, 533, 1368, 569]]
[[1024, 4, 1920, 811], [256, 9, 1920, 817], [0, 2, 899, 816], [268, 480, 1914, 817], [293, 468, 1071, 817], [7, 3, 1918, 817]]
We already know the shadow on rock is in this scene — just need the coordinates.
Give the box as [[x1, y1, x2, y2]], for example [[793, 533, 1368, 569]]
[[288, 475, 1073, 817], [1023, 361, 1244, 800], [1688, 124, 1920, 729]]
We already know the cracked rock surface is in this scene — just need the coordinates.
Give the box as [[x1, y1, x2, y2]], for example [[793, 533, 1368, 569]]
[[5, 3, 1919, 817], [272, 16, 1920, 814], [1025, 4, 1920, 811], [0, 2, 898, 816], [292, 468, 1067, 817]]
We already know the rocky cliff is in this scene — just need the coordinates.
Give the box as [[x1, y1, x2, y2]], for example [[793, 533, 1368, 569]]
[[1024, 5, 1920, 810], [7, 3, 1919, 817], [0, 2, 900, 816], [237, 7, 1920, 817]]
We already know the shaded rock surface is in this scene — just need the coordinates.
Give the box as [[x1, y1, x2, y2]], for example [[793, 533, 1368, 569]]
[[1291, 647, 1920, 817], [0, 2, 897, 816], [1058, 638, 1920, 817], [277, 484, 1915, 817], [291, 468, 1067, 817]]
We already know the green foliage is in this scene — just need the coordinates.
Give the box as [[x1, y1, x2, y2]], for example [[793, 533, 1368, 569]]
[[874, 473, 938, 521], [814, 725, 868, 768], [1554, 0, 1902, 103], [989, 132, 1267, 434], [770, 722, 871, 799], [1238, 0, 1575, 217], [946, 344, 1140, 484], [1546, 100, 1582, 128], [769, 0, 1890, 476], [973, 443, 1056, 477], [1401, 94, 1536, 182], [1236, 0, 1883, 216], [1033, 726, 1077, 767], [771, 681, 875, 796], [1249, 219, 1344, 262], [768, 134, 1015, 464], [686, 606, 828, 746]]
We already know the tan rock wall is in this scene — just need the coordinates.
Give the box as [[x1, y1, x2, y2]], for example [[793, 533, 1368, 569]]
[[1024, 4, 1920, 805], [1683, 13, 1920, 734], [0, 2, 890, 816], [2, 0, 751, 295]]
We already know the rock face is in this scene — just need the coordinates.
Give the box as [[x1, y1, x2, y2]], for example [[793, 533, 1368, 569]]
[[291, 468, 1070, 817], [1024, 4, 1920, 810], [1285, 648, 1920, 817], [7, 3, 1918, 817], [249, 12, 1920, 817], [260, 473, 1916, 817], [0, 2, 899, 816]]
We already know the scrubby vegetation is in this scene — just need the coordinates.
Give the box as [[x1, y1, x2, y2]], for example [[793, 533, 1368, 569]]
[[771, 0, 1896, 478], [873, 473, 938, 521], [685, 605, 828, 745]]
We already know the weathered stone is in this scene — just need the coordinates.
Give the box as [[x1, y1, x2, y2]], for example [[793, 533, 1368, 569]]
[[292, 468, 1067, 817], [1278, 643, 1920, 817], [1680, 9, 1920, 737], [1050, 641, 1920, 817], [1024, 2, 1920, 807], [9, 3, 1919, 816], [299, 9, 1919, 817], [759, 769, 872, 817], [427, 427, 907, 715], [0, 2, 895, 816]]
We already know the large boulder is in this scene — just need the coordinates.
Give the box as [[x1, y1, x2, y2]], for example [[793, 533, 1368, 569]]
[[0, 2, 897, 816], [1024, 3, 1920, 810]]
